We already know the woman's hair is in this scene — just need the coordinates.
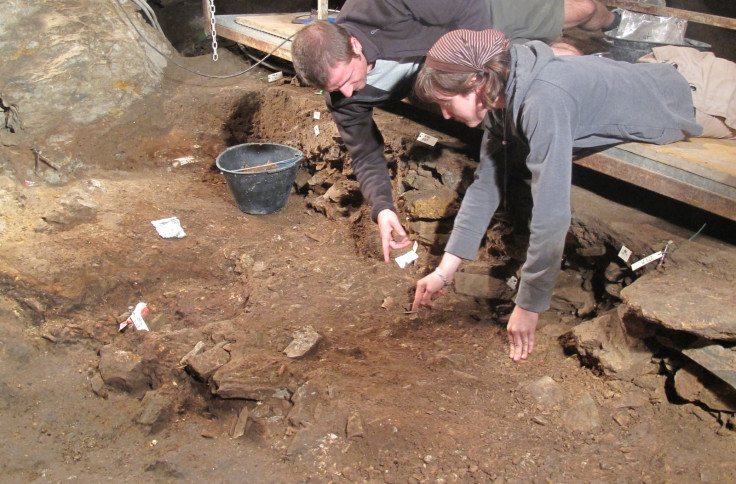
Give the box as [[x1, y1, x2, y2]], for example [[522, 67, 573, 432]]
[[292, 20, 360, 88], [414, 50, 511, 109]]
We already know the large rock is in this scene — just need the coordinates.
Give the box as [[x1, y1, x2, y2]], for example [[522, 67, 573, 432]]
[[0, 0, 169, 136], [620, 267, 736, 342], [98, 345, 152, 396], [562, 309, 655, 378], [211, 351, 296, 400]]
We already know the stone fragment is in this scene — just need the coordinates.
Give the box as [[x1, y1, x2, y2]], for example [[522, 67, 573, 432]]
[[454, 272, 511, 300], [673, 364, 736, 412], [137, 389, 170, 426], [211, 351, 294, 400], [562, 310, 655, 378], [520, 376, 566, 410], [88, 373, 108, 399], [230, 406, 250, 439], [562, 393, 600, 433], [185, 342, 231, 381], [283, 326, 322, 358], [620, 270, 736, 341], [403, 187, 458, 220], [179, 341, 206, 366], [346, 411, 364, 440], [288, 380, 325, 428], [550, 270, 597, 317], [98, 345, 151, 396]]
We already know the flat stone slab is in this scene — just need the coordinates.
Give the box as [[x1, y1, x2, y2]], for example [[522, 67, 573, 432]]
[[621, 268, 736, 342]]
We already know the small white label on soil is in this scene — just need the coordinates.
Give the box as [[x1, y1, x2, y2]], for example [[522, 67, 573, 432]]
[[267, 71, 283, 83], [506, 276, 518, 289], [417, 132, 438, 146], [151, 216, 186, 239], [313, 111, 321, 120], [395, 241, 419, 269], [631, 251, 663, 271], [618, 245, 632, 263], [314, 125, 320, 136]]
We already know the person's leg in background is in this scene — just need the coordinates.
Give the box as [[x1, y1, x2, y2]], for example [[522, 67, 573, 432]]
[[563, 0, 618, 31]]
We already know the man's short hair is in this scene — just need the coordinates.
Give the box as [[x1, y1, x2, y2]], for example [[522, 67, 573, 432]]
[[291, 20, 359, 88]]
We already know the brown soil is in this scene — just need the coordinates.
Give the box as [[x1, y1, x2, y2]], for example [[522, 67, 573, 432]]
[[1, 51, 735, 484]]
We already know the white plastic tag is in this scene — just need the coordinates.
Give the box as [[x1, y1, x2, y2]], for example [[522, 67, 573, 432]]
[[395, 242, 419, 269], [631, 251, 663, 271], [416, 132, 438, 146], [618, 245, 632, 263]]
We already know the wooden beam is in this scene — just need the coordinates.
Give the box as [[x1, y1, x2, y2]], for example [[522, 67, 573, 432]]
[[317, 0, 328, 20], [602, 0, 736, 30]]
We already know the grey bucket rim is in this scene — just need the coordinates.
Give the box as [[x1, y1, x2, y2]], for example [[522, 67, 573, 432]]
[[215, 142, 304, 175]]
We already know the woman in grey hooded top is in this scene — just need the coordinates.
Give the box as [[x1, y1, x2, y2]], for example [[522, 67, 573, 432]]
[[410, 29, 702, 363]]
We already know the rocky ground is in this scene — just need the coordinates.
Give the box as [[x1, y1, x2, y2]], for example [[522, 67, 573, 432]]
[[1, 1, 736, 483]]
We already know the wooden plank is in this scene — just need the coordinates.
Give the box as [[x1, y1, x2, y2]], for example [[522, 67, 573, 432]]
[[235, 13, 305, 39], [603, 0, 736, 30], [617, 139, 736, 188], [318, 0, 329, 20], [574, 149, 736, 222]]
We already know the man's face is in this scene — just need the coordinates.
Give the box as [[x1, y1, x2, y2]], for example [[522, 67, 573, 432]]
[[325, 37, 369, 97], [436, 90, 488, 127]]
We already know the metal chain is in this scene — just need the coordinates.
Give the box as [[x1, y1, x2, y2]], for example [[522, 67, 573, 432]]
[[208, 0, 218, 61]]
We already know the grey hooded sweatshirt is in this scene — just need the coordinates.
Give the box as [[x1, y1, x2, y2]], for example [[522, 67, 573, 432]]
[[445, 41, 703, 313]]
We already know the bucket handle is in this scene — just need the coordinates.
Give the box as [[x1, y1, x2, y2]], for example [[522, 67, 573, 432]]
[[227, 155, 301, 173]]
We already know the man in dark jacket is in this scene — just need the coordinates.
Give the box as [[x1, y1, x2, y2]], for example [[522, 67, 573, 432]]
[[291, 0, 618, 263]]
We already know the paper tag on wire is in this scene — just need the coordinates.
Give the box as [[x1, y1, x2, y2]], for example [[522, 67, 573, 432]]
[[618, 245, 632, 263], [630, 251, 663, 271], [416, 132, 438, 146]]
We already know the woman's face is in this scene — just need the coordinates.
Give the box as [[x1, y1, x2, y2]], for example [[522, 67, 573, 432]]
[[435, 89, 488, 127]]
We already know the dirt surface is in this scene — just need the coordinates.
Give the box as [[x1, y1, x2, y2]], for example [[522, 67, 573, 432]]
[[2, 47, 736, 484]]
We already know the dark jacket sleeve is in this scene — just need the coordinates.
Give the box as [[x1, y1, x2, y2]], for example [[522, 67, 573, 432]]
[[327, 87, 397, 221]]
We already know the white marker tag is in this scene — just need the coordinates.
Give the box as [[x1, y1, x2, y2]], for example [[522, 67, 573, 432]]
[[314, 125, 320, 136], [506, 276, 518, 289], [267, 71, 283, 83], [630, 251, 663, 271], [395, 241, 419, 269], [618, 246, 632, 263], [313, 111, 321, 120], [416, 132, 438, 146]]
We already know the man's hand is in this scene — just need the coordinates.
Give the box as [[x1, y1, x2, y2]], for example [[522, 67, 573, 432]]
[[507, 305, 539, 362], [377, 209, 411, 263]]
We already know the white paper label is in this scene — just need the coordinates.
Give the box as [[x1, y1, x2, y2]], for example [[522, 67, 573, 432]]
[[506, 276, 518, 289], [416, 132, 438, 146], [267, 71, 283, 82], [151, 216, 186, 239], [630, 251, 663, 271], [313, 111, 321, 120], [314, 125, 320, 136], [618, 245, 632, 263], [395, 242, 419, 269]]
